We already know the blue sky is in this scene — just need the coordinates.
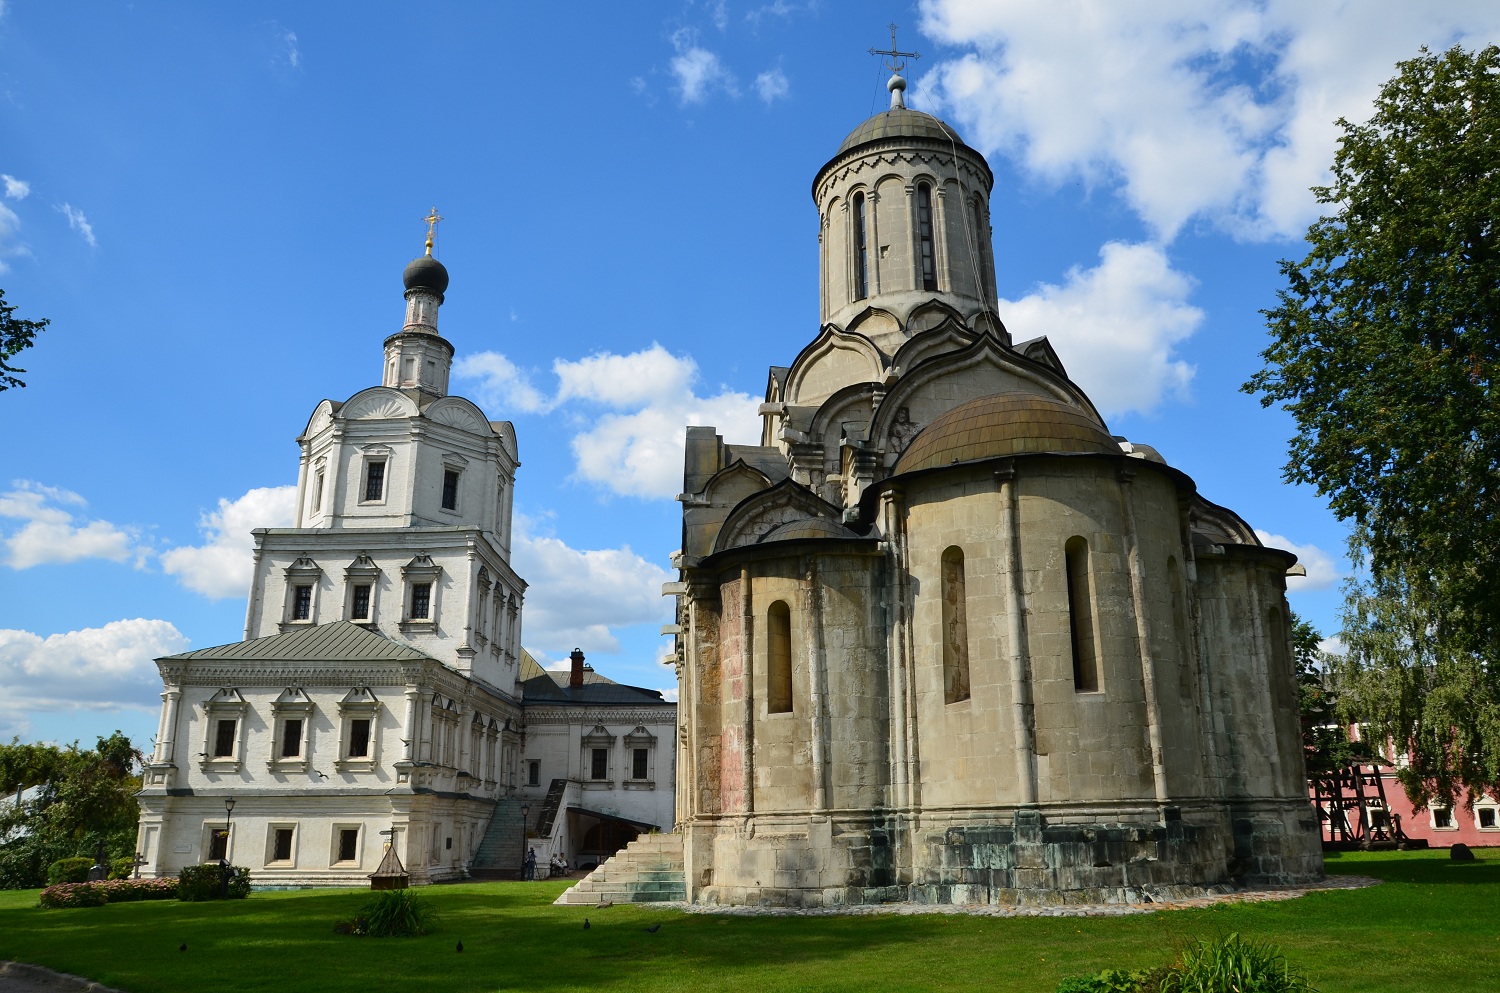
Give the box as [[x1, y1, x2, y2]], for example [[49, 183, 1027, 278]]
[[2, 1, 1497, 749]]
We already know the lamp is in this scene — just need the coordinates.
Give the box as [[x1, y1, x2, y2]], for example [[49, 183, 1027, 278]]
[[220, 798, 236, 898], [519, 804, 531, 880]]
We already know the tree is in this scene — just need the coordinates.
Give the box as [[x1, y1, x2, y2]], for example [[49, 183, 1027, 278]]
[[1244, 45, 1500, 806], [1290, 610, 1370, 778], [0, 287, 49, 392]]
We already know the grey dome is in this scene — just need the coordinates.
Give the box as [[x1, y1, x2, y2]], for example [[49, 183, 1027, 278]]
[[837, 108, 970, 155], [403, 254, 449, 296]]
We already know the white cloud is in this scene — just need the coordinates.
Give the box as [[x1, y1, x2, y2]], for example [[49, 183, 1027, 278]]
[[456, 343, 762, 499], [1000, 241, 1200, 416], [513, 515, 673, 657], [670, 29, 737, 103], [0, 619, 189, 734], [1317, 636, 1346, 658], [160, 485, 296, 599], [918, 0, 1500, 241], [1, 174, 28, 200], [1256, 530, 1341, 591], [0, 481, 140, 569], [282, 29, 301, 68], [57, 202, 96, 247], [0, 201, 23, 273], [755, 67, 789, 104]]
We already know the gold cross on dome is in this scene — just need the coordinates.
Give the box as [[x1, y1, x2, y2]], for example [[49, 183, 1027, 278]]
[[422, 206, 443, 256], [868, 22, 920, 75]]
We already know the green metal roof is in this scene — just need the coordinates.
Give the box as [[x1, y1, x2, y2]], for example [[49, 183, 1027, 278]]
[[162, 620, 433, 663], [836, 108, 969, 155]]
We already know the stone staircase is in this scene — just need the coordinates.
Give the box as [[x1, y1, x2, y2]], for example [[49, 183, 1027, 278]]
[[468, 798, 528, 880], [554, 832, 686, 905]]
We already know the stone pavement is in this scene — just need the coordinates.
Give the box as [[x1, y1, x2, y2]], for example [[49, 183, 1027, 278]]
[[0, 962, 126, 993]]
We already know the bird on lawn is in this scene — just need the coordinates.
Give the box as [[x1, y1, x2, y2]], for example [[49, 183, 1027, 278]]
[[178, 943, 187, 952], [583, 918, 591, 930], [644, 924, 662, 933], [456, 941, 464, 953]]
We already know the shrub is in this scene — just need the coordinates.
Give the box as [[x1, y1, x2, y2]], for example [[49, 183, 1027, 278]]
[[109, 857, 135, 880], [335, 889, 433, 937], [1160, 933, 1317, 993], [96, 877, 179, 903], [1057, 968, 1167, 993], [38, 882, 107, 909], [46, 857, 95, 885], [177, 863, 251, 901]]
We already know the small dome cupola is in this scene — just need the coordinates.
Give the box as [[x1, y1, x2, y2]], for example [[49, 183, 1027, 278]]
[[383, 208, 456, 397], [812, 30, 1001, 342]]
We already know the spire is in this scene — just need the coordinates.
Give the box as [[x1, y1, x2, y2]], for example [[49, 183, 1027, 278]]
[[385, 211, 455, 396], [868, 22, 919, 110]]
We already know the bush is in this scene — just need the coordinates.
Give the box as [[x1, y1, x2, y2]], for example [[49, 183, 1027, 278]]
[[335, 889, 433, 937], [177, 863, 251, 901], [46, 857, 95, 885], [109, 856, 135, 880], [38, 882, 107, 908], [1160, 933, 1317, 993], [1057, 968, 1167, 993], [96, 877, 179, 903]]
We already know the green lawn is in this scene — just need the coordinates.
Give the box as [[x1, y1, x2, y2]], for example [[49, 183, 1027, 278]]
[[0, 850, 1493, 993]]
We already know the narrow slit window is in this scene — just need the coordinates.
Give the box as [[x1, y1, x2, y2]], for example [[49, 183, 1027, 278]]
[[528, 760, 540, 786], [1066, 537, 1100, 691], [410, 582, 432, 620], [292, 584, 312, 621], [350, 584, 371, 621], [917, 183, 936, 291], [348, 718, 371, 758], [852, 192, 869, 300], [281, 719, 303, 758], [767, 600, 793, 714], [311, 470, 325, 514], [941, 546, 971, 704], [213, 719, 236, 757], [364, 461, 386, 502], [441, 469, 460, 511]]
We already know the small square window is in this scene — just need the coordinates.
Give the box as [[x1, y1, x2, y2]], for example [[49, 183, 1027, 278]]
[[350, 584, 371, 620], [208, 829, 228, 861], [632, 747, 648, 780], [1433, 807, 1453, 829], [281, 719, 303, 758], [441, 469, 460, 511], [213, 719, 237, 758], [1480, 808, 1496, 829], [338, 828, 359, 862], [364, 461, 386, 502], [590, 747, 608, 781], [292, 584, 313, 621], [348, 718, 371, 758], [528, 760, 540, 787], [410, 583, 432, 620], [272, 828, 293, 862]]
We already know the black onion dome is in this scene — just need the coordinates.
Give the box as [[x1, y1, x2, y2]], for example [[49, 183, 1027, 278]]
[[403, 254, 449, 296]]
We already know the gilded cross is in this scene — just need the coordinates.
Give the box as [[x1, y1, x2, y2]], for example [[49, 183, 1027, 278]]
[[868, 22, 920, 74], [422, 207, 443, 256]]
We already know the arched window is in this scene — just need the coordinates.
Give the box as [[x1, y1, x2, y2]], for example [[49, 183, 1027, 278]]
[[1065, 537, 1099, 692], [941, 546, 971, 704], [852, 192, 869, 300], [767, 600, 793, 714], [916, 183, 937, 291]]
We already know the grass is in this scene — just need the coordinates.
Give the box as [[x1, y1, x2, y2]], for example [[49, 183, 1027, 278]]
[[0, 850, 1493, 993]]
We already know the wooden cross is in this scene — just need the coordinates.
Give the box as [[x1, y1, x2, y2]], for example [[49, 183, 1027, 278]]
[[131, 851, 149, 879], [380, 825, 397, 851], [422, 207, 443, 256], [868, 22, 920, 75]]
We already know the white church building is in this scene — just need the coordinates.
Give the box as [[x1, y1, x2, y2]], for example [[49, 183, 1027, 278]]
[[135, 231, 674, 885]]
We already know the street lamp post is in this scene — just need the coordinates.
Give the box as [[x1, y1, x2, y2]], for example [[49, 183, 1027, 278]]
[[519, 803, 531, 880], [220, 798, 235, 899]]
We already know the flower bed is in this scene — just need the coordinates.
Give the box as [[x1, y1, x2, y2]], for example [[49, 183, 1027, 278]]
[[38, 877, 182, 908]]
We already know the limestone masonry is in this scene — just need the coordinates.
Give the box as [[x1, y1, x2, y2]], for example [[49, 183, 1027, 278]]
[[667, 73, 1322, 908]]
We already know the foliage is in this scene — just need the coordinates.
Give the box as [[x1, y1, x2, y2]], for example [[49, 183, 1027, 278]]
[[1289, 611, 1372, 776], [1056, 967, 1166, 992], [37, 882, 107, 909], [1159, 933, 1317, 993], [0, 733, 144, 889], [176, 863, 251, 901], [335, 888, 433, 937], [47, 858, 94, 885], [0, 288, 49, 392], [1244, 43, 1500, 809], [109, 857, 135, 880]]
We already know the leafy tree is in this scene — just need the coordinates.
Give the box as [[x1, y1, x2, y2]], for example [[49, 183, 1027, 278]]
[[0, 287, 49, 392], [1290, 610, 1370, 777], [1245, 44, 1500, 806]]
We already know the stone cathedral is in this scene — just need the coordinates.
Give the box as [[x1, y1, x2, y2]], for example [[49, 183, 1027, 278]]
[[668, 71, 1322, 907]]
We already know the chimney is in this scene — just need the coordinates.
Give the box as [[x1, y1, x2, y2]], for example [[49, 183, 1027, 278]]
[[569, 648, 586, 689]]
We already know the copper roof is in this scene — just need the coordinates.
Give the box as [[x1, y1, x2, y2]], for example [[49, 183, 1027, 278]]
[[893, 393, 1117, 474]]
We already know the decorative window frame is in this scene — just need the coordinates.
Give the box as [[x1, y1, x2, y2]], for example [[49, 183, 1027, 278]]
[[581, 724, 616, 788], [623, 725, 657, 790], [1475, 797, 1499, 832], [343, 553, 381, 625], [331, 823, 364, 867], [267, 687, 314, 773], [401, 553, 442, 630], [281, 556, 323, 628], [202, 821, 233, 862], [199, 688, 249, 772], [359, 445, 394, 506], [439, 452, 468, 515], [1428, 801, 1458, 831], [308, 456, 328, 520], [264, 822, 298, 868], [335, 687, 381, 773]]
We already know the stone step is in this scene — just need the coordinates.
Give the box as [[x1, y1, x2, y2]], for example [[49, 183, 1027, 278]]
[[554, 833, 685, 906]]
